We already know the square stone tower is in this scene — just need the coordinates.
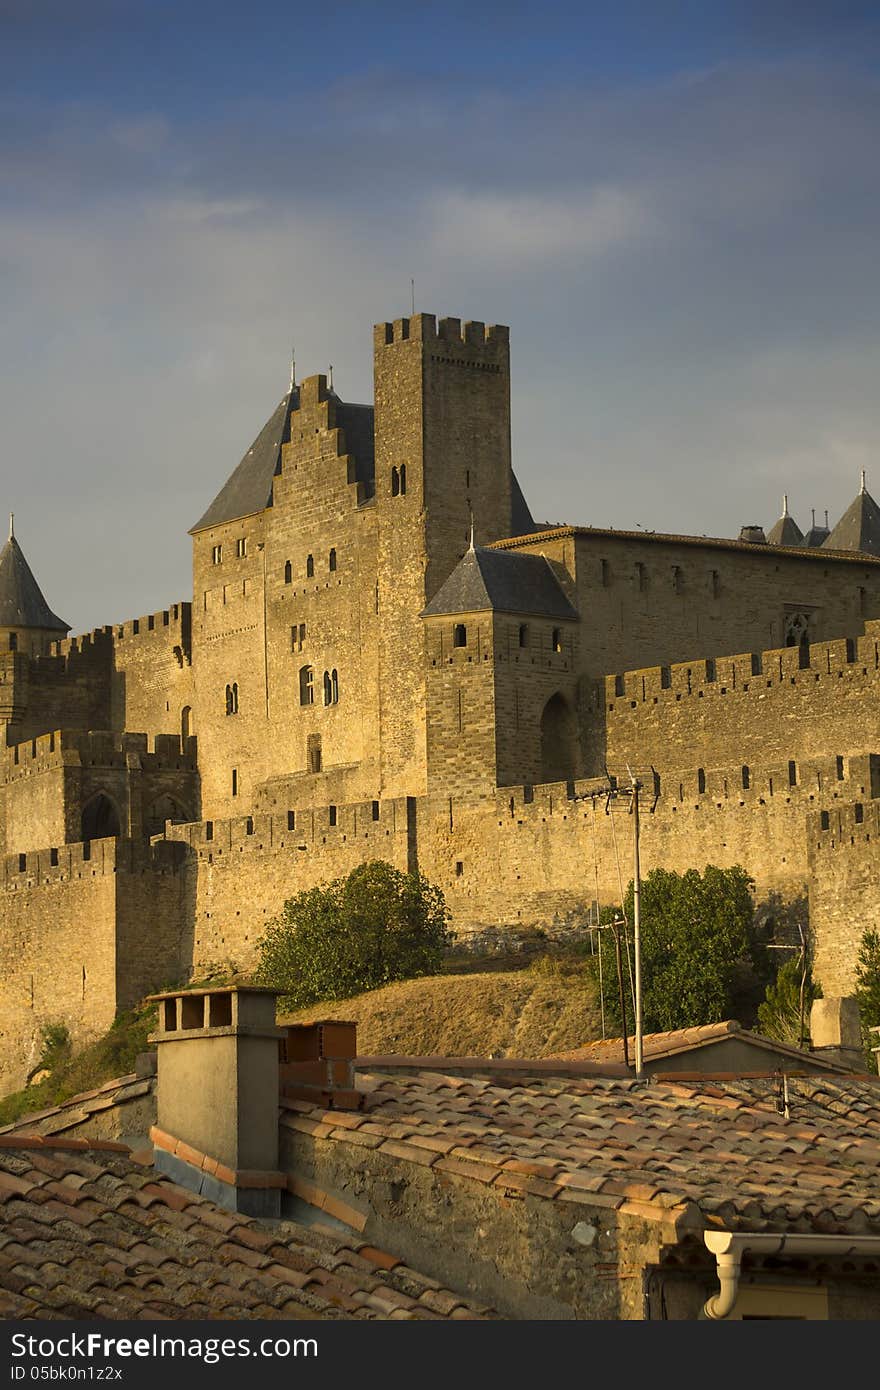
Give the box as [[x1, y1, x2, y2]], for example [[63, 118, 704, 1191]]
[[373, 314, 516, 797]]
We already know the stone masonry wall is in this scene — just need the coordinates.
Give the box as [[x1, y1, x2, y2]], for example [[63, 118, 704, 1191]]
[[503, 530, 880, 709], [808, 800, 880, 995], [0, 837, 191, 1093], [0, 839, 123, 1093], [164, 797, 415, 975], [600, 624, 880, 778]]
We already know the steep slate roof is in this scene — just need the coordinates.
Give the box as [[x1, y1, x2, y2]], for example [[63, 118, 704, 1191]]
[[191, 390, 378, 534], [0, 532, 69, 632], [550, 1020, 865, 1074], [824, 483, 880, 556], [766, 501, 805, 548], [191, 389, 297, 534], [422, 545, 578, 620], [0, 1133, 493, 1320], [291, 1069, 880, 1237]]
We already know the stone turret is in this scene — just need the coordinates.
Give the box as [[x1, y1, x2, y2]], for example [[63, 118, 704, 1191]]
[[0, 517, 70, 658]]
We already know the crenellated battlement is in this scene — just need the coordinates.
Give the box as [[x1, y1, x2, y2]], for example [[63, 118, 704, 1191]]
[[1, 835, 186, 891], [604, 622, 880, 711], [3, 729, 197, 781], [47, 602, 192, 660], [374, 314, 509, 350], [164, 792, 412, 860]]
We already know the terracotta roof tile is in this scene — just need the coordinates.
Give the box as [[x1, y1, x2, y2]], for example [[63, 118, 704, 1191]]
[[288, 1068, 880, 1237], [0, 1138, 493, 1321]]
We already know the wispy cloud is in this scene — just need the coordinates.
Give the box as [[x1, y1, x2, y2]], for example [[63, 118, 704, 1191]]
[[2, 48, 880, 627]]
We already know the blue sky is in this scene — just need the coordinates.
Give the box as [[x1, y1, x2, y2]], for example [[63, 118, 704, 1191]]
[[3, 1, 880, 629]]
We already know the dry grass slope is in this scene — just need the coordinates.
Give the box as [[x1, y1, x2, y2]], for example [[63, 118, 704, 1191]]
[[286, 960, 603, 1058]]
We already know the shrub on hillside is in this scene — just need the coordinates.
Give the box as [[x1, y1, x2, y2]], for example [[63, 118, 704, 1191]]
[[596, 864, 764, 1034], [254, 860, 452, 1011]]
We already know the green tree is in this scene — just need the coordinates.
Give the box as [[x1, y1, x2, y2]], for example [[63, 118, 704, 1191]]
[[854, 928, 880, 1067], [255, 860, 452, 1011], [757, 955, 821, 1047], [597, 865, 762, 1034]]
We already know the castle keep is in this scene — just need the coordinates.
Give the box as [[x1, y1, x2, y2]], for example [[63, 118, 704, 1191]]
[[2, 311, 880, 1088]]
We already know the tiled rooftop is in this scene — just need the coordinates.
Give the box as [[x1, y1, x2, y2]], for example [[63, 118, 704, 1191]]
[[0, 1136, 493, 1320], [284, 1069, 880, 1237], [0, 1073, 151, 1138], [550, 1021, 864, 1072]]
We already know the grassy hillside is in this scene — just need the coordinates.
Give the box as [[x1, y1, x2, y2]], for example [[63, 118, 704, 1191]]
[[0, 954, 604, 1127], [286, 957, 602, 1059]]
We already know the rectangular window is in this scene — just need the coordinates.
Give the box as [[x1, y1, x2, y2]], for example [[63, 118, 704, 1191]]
[[212, 544, 222, 565], [236, 537, 247, 558], [231, 768, 238, 797]]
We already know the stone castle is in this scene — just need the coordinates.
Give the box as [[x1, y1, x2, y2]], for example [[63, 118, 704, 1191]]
[[2, 309, 880, 1089]]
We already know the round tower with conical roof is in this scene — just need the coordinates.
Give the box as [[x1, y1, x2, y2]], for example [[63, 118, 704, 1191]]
[[0, 515, 70, 657]]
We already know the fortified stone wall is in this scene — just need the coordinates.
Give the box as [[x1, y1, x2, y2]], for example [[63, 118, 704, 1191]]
[[1, 730, 198, 854], [103, 603, 193, 738], [599, 625, 880, 776], [418, 754, 879, 934], [3, 637, 112, 745], [0, 838, 188, 1093], [504, 529, 880, 703], [0, 733, 875, 1088], [808, 800, 880, 996], [164, 797, 415, 974]]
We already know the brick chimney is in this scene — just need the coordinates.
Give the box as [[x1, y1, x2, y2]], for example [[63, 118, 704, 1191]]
[[148, 985, 286, 1217], [279, 1020, 362, 1110], [810, 996, 865, 1072]]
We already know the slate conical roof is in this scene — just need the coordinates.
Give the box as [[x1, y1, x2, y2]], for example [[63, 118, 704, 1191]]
[[422, 545, 578, 619], [190, 388, 298, 534], [0, 528, 69, 632], [804, 508, 830, 548], [766, 495, 804, 548], [823, 477, 880, 556]]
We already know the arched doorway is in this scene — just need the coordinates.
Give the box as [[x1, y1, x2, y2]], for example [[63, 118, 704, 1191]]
[[540, 693, 578, 783], [80, 793, 121, 842], [146, 795, 191, 839]]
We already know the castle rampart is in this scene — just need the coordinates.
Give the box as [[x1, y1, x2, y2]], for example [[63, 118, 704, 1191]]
[[808, 799, 880, 996], [600, 622, 880, 774], [0, 835, 190, 1094]]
